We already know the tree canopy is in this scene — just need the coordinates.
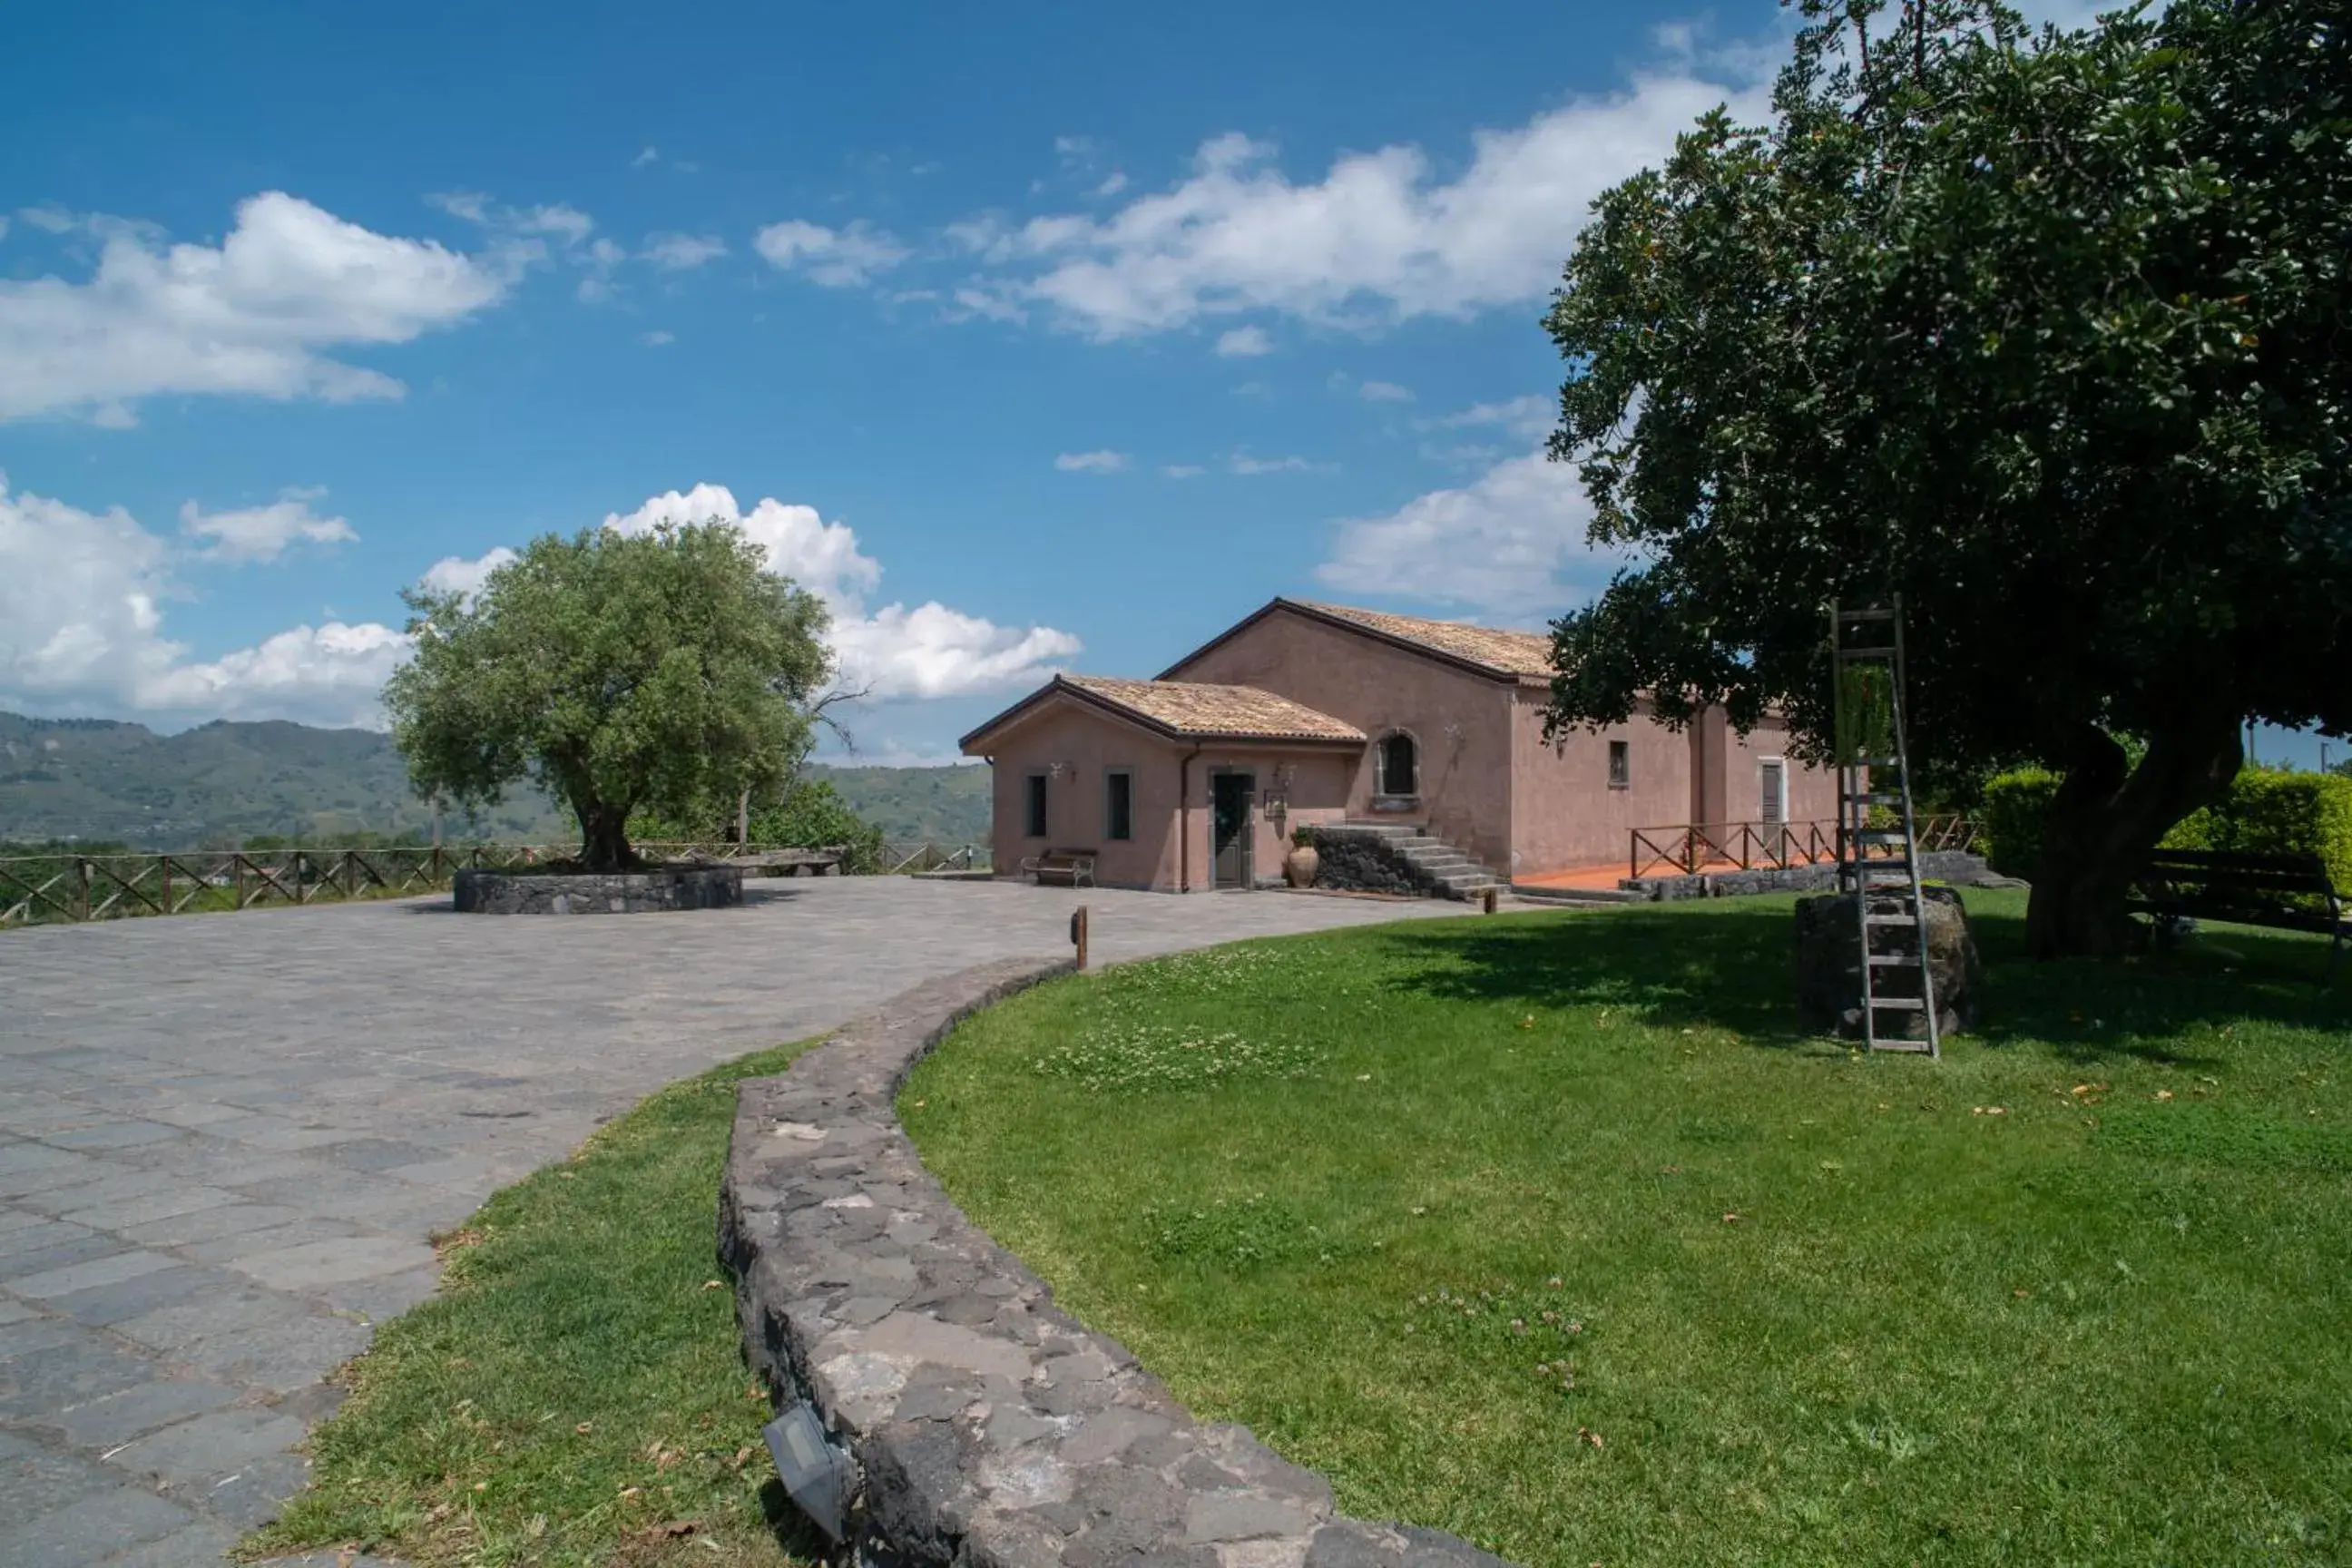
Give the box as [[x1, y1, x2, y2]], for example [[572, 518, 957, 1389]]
[[385, 521, 831, 872], [1543, 0, 2351, 954]]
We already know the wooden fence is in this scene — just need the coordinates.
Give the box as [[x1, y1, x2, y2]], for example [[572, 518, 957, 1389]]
[[1628, 815, 1976, 880], [0, 838, 994, 929]]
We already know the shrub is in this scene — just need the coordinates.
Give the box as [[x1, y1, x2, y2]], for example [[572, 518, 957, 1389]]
[[1977, 769, 2060, 877], [1978, 766, 2352, 886]]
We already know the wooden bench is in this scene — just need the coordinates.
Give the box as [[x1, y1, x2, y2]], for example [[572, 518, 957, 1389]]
[[702, 847, 850, 877], [2127, 848, 2348, 972], [1020, 848, 1097, 888]]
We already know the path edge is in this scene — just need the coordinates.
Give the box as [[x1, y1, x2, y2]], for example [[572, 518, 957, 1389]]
[[718, 956, 1514, 1567]]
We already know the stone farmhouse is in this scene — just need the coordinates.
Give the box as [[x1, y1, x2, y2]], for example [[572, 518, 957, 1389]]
[[959, 598, 1836, 892]]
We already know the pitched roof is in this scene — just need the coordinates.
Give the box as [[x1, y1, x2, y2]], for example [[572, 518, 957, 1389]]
[[1281, 601, 1554, 678], [1156, 597, 1556, 683], [959, 675, 1365, 752]]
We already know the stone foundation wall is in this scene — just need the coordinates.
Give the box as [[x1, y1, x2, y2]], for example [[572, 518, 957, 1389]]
[[1624, 850, 1991, 902], [451, 865, 743, 914], [719, 958, 1513, 1567]]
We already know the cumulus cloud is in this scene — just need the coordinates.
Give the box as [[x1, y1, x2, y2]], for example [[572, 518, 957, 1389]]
[[752, 220, 911, 287], [179, 488, 358, 564], [1215, 325, 1271, 357], [641, 328, 676, 347], [0, 474, 403, 725], [1318, 449, 1623, 622], [1359, 379, 1413, 402], [1054, 450, 1128, 473], [603, 484, 1078, 699], [418, 545, 519, 603], [643, 232, 727, 270], [953, 72, 1758, 338], [1161, 464, 1206, 479], [1422, 393, 1553, 440], [0, 191, 509, 425]]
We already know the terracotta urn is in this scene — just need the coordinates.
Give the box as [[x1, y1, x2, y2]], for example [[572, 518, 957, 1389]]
[[1284, 841, 1320, 888]]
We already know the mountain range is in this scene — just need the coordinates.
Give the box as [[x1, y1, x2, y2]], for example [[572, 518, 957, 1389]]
[[0, 711, 990, 848]]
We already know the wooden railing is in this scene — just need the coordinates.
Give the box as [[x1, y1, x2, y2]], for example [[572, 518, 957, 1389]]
[[0, 838, 995, 929], [1628, 815, 1976, 880]]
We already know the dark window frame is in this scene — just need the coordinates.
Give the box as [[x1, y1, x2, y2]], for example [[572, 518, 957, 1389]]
[[1607, 740, 1632, 789], [1374, 730, 1421, 799], [1024, 772, 1049, 838], [1104, 768, 1134, 842]]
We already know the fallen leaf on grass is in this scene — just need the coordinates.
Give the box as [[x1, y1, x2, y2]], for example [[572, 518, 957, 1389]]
[[701, 1279, 724, 1290], [2154, 1090, 2174, 1101], [1722, 1211, 1745, 1224], [1578, 1426, 1605, 1448]]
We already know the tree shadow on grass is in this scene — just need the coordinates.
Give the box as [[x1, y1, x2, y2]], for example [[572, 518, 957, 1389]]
[[1370, 900, 2348, 1065]]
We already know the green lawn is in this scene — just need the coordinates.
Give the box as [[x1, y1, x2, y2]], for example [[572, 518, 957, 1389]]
[[901, 890, 2352, 1567], [242, 1042, 827, 1568]]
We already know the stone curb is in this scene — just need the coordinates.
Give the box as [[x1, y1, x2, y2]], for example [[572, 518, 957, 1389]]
[[1624, 848, 1991, 901], [718, 957, 1514, 1568]]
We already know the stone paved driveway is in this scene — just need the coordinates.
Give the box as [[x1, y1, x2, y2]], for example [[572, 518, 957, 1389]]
[[0, 877, 1475, 1565]]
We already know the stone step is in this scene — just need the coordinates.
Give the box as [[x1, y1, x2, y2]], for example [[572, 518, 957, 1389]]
[[1511, 883, 1642, 906]]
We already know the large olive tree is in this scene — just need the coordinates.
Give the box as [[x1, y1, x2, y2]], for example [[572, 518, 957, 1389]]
[[1543, 0, 2351, 956], [386, 520, 831, 872]]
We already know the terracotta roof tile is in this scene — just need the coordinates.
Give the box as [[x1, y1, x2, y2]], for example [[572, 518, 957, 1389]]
[[1062, 675, 1364, 742], [1289, 600, 1554, 678]]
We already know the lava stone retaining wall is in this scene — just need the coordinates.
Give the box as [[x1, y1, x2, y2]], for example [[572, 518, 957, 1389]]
[[1308, 826, 1456, 899], [1623, 849, 1991, 901], [719, 957, 1513, 1567], [451, 864, 743, 914]]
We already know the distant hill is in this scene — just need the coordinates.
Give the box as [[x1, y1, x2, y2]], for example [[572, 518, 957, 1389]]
[[0, 711, 991, 848]]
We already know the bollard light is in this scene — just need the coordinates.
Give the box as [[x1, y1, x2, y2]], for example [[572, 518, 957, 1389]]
[[762, 1402, 856, 1543]]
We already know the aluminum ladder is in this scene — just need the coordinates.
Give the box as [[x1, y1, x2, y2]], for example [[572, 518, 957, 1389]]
[[1830, 598, 1940, 1057]]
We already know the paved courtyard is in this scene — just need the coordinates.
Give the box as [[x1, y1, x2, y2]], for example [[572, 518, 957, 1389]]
[[0, 877, 1476, 1566]]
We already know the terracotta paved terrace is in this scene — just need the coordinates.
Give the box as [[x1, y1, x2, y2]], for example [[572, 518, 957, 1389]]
[[0, 877, 1480, 1567]]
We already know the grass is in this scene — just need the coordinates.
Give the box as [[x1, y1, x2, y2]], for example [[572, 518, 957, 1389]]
[[901, 889, 2352, 1567], [241, 1040, 827, 1568]]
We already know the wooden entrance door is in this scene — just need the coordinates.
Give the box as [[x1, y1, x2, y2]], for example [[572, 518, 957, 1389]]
[[1210, 772, 1254, 888]]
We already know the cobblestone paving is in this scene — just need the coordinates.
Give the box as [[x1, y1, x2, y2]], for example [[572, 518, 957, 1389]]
[[0, 878, 1475, 1565]]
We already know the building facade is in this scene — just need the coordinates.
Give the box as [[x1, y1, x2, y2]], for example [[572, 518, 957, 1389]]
[[959, 599, 1835, 891]]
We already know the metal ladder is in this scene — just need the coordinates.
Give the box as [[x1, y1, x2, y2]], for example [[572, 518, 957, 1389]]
[[1830, 597, 1940, 1058]]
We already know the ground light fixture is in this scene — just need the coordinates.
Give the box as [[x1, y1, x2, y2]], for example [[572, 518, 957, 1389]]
[[762, 1401, 857, 1543]]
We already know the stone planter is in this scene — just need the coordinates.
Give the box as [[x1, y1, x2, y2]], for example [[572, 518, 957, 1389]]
[[1793, 885, 1981, 1041], [452, 865, 743, 915], [1284, 843, 1320, 888]]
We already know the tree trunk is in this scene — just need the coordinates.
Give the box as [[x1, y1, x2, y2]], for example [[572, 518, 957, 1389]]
[[574, 797, 640, 874], [2024, 717, 2242, 958]]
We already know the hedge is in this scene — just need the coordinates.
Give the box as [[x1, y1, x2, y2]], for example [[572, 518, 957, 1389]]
[[1978, 766, 2352, 888]]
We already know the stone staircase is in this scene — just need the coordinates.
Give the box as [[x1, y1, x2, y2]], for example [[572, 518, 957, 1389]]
[[1310, 820, 1505, 901]]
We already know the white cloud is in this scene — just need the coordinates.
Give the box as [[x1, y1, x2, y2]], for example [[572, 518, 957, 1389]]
[[1423, 393, 1553, 442], [419, 545, 519, 603], [1216, 325, 1272, 357], [1095, 173, 1130, 198], [1161, 464, 1206, 479], [603, 483, 1078, 699], [1359, 379, 1413, 402], [0, 191, 508, 425], [17, 206, 75, 235], [632, 146, 661, 168], [1054, 450, 1128, 473], [752, 220, 911, 287], [641, 329, 676, 347], [0, 473, 404, 725], [1318, 448, 1622, 621], [643, 232, 727, 270], [1230, 452, 1328, 475], [180, 488, 358, 564], [963, 72, 1759, 338]]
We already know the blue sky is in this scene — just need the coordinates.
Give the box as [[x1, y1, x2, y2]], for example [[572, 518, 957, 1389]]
[[1, 0, 2326, 769]]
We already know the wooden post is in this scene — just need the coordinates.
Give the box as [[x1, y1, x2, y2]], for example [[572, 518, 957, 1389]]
[[161, 856, 172, 914], [1481, 885, 1498, 916], [1070, 905, 1090, 971], [77, 858, 90, 922], [235, 857, 246, 910]]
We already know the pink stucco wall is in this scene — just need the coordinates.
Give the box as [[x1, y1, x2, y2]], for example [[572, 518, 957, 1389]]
[[1163, 610, 1519, 873], [1508, 690, 1697, 875], [974, 698, 1354, 890]]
